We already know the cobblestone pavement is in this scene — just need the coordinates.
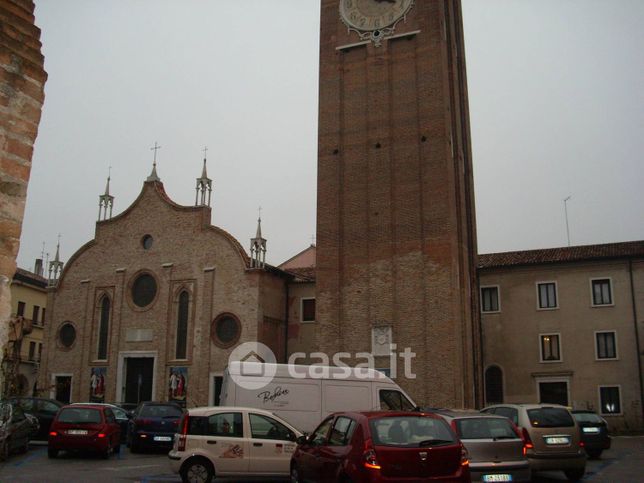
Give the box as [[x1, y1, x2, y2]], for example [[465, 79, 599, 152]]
[[0, 436, 641, 482]]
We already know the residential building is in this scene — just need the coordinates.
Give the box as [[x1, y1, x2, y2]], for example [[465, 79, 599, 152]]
[[479, 241, 644, 430]]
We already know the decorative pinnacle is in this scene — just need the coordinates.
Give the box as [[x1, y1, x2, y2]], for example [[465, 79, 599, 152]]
[[147, 142, 161, 181]]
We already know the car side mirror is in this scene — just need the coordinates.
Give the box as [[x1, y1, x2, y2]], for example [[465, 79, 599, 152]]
[[296, 435, 308, 445]]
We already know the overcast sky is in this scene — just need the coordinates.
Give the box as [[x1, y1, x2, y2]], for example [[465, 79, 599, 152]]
[[17, 0, 644, 271]]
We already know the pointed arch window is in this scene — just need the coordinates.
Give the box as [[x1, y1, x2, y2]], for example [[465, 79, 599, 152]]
[[485, 365, 504, 405], [97, 296, 111, 360], [176, 290, 189, 359]]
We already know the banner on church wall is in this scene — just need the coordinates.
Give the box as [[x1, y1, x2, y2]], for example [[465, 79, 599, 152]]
[[169, 367, 188, 406], [90, 367, 106, 403]]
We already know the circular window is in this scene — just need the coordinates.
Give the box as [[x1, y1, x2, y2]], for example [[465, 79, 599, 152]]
[[211, 313, 241, 348], [59, 323, 76, 348], [131, 273, 157, 308], [142, 234, 153, 250]]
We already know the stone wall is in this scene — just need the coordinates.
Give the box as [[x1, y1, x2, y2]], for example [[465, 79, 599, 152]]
[[0, 0, 47, 394]]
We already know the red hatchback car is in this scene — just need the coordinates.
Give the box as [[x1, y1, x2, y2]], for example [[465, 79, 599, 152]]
[[48, 404, 121, 459], [291, 411, 471, 483]]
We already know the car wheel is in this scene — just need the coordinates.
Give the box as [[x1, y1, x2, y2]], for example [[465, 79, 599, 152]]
[[130, 440, 141, 453], [114, 441, 121, 455], [290, 464, 302, 483], [181, 457, 214, 483], [47, 448, 58, 459], [102, 441, 112, 459], [564, 468, 585, 481]]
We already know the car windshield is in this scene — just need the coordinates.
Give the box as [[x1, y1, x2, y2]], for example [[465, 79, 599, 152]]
[[58, 408, 101, 424], [140, 405, 182, 418], [456, 417, 517, 440], [573, 412, 604, 424], [527, 408, 574, 428], [369, 416, 455, 447]]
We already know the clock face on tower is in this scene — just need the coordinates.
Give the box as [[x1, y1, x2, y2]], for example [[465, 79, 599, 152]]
[[339, 0, 414, 33]]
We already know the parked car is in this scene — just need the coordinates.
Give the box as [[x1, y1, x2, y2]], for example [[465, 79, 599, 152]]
[[5, 397, 63, 441], [168, 406, 301, 482], [432, 409, 530, 482], [482, 404, 586, 481], [291, 410, 470, 483], [221, 362, 417, 433], [48, 404, 121, 459], [571, 410, 611, 459], [127, 402, 184, 453], [0, 402, 32, 460], [72, 402, 131, 442]]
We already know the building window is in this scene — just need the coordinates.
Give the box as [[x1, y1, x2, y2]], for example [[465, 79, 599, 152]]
[[301, 298, 316, 322], [484, 366, 504, 405], [591, 278, 613, 306], [130, 272, 158, 308], [537, 282, 558, 309], [480, 286, 500, 313], [599, 386, 621, 415], [596, 331, 617, 360], [211, 313, 241, 348], [58, 323, 77, 349], [540, 334, 561, 362], [176, 291, 189, 359], [32, 305, 41, 323], [28, 341, 36, 361], [17, 301, 26, 317], [97, 296, 110, 360]]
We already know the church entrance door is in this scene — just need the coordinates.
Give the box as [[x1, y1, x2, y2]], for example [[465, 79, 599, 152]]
[[124, 357, 154, 404]]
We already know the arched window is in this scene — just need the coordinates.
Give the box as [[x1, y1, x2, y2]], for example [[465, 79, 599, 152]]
[[485, 365, 504, 405], [97, 296, 110, 360], [176, 291, 189, 359]]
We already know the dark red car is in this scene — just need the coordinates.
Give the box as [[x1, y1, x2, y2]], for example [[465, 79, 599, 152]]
[[291, 411, 471, 483], [48, 404, 121, 459]]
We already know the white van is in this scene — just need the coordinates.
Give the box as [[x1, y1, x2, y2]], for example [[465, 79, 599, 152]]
[[219, 363, 417, 433]]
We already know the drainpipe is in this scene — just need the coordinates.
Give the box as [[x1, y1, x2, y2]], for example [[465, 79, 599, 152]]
[[628, 259, 644, 423], [284, 282, 290, 364]]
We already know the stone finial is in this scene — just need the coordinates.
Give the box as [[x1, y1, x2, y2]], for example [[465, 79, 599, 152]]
[[250, 208, 267, 268], [48, 236, 64, 286], [195, 148, 212, 207], [147, 142, 161, 182], [98, 168, 115, 220]]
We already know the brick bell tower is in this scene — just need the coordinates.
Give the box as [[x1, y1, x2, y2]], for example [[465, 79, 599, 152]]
[[315, 0, 481, 408]]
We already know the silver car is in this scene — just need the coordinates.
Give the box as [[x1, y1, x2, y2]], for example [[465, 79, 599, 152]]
[[434, 410, 530, 483]]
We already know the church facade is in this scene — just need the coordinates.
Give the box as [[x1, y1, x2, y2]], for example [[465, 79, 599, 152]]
[[39, 164, 300, 407]]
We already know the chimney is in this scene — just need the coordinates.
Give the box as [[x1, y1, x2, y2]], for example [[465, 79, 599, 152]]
[[34, 258, 43, 277]]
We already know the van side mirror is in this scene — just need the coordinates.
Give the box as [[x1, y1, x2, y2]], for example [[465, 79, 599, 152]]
[[296, 435, 308, 445]]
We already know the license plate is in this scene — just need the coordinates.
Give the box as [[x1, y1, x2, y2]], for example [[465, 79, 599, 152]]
[[545, 436, 570, 445], [154, 436, 172, 442], [483, 475, 512, 482], [67, 429, 88, 435], [583, 427, 600, 434]]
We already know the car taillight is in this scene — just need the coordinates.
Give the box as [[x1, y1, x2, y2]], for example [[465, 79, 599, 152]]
[[97, 433, 106, 438], [178, 434, 187, 451], [363, 438, 381, 470], [579, 441, 585, 448], [460, 444, 470, 466], [180, 415, 189, 435], [521, 427, 533, 455], [49, 431, 57, 437]]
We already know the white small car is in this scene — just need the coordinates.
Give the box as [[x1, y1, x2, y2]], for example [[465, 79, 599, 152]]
[[168, 406, 302, 482]]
